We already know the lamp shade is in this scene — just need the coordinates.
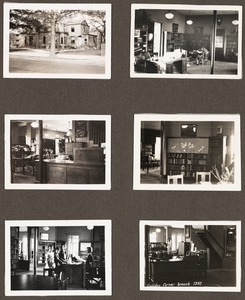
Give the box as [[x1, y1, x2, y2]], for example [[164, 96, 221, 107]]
[[165, 11, 174, 20]]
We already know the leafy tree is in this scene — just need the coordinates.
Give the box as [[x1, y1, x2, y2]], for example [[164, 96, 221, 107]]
[[10, 9, 106, 56]]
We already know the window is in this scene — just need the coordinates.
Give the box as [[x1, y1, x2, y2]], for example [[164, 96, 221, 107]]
[[67, 235, 79, 257], [71, 27, 75, 32], [181, 124, 197, 137], [61, 37, 64, 44], [43, 36, 46, 44]]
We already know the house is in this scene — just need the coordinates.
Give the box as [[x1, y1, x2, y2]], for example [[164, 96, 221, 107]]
[[10, 19, 98, 50]]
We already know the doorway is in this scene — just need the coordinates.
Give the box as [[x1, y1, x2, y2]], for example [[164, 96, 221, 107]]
[[215, 29, 225, 61]]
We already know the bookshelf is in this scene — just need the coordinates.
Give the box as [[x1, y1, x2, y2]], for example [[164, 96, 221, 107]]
[[167, 138, 209, 178], [226, 35, 238, 61], [185, 34, 210, 53], [209, 136, 227, 173], [134, 26, 148, 53], [11, 227, 19, 274], [167, 153, 208, 178], [166, 32, 185, 52]]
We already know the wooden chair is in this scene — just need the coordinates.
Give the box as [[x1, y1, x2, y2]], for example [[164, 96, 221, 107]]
[[167, 174, 184, 184], [196, 172, 211, 184]]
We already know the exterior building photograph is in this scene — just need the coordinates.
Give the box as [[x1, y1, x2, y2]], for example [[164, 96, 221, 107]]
[[4, 3, 111, 79], [5, 220, 112, 296], [134, 114, 241, 191], [5, 115, 111, 190], [140, 221, 241, 292], [131, 4, 242, 79]]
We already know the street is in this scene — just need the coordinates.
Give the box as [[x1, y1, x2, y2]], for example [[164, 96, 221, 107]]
[[9, 49, 106, 74]]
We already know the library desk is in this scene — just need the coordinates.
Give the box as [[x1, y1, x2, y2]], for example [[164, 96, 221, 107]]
[[43, 159, 105, 184]]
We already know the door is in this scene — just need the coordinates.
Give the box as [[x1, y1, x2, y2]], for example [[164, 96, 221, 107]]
[[215, 29, 225, 60]]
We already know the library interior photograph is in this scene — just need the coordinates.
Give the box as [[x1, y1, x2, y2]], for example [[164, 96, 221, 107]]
[[7, 222, 109, 294], [135, 114, 241, 190], [132, 5, 241, 77], [140, 221, 240, 291], [5, 116, 109, 187]]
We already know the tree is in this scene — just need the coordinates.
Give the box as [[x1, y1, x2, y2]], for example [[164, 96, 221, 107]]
[[9, 9, 106, 57]]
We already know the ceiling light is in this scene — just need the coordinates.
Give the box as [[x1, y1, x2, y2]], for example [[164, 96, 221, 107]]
[[31, 121, 39, 128], [156, 228, 161, 233], [232, 19, 239, 26], [186, 19, 193, 25], [43, 226, 49, 231], [87, 225, 94, 230], [165, 11, 174, 20]]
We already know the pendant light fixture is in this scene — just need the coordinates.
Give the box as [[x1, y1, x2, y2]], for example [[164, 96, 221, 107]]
[[186, 19, 193, 25], [165, 11, 174, 20], [186, 11, 193, 25], [31, 121, 39, 128]]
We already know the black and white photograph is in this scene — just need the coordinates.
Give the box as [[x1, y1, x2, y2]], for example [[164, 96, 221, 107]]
[[131, 4, 242, 79], [3, 3, 111, 79], [140, 221, 241, 292], [5, 115, 111, 190], [5, 220, 112, 296], [134, 114, 241, 191]]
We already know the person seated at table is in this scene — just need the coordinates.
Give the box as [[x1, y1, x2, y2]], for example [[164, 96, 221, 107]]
[[45, 245, 55, 276], [195, 47, 209, 65]]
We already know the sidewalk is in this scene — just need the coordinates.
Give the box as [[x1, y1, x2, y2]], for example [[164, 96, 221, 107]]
[[9, 48, 104, 61]]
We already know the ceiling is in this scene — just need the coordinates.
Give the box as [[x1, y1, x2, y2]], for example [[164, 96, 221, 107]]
[[12, 120, 73, 132]]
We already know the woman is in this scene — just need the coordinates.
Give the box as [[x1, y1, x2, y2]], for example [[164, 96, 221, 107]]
[[59, 244, 67, 263], [45, 245, 55, 276], [86, 247, 94, 268], [54, 247, 62, 278]]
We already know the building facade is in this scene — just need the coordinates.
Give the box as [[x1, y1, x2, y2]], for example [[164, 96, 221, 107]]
[[10, 19, 98, 50]]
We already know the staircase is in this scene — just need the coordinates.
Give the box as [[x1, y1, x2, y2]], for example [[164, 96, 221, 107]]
[[196, 231, 223, 269]]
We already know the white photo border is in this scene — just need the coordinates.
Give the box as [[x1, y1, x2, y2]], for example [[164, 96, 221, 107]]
[[133, 114, 241, 191], [5, 114, 111, 190], [5, 219, 112, 296], [4, 2, 111, 79], [130, 4, 242, 79], [139, 220, 241, 292]]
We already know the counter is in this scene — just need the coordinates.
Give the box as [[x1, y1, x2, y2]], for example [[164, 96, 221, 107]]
[[62, 263, 86, 287], [43, 159, 105, 184], [150, 256, 207, 283]]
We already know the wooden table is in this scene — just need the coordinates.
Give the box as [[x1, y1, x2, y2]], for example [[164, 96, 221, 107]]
[[11, 275, 58, 290]]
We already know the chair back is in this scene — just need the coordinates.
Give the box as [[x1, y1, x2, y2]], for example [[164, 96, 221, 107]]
[[167, 174, 183, 184], [196, 172, 211, 183]]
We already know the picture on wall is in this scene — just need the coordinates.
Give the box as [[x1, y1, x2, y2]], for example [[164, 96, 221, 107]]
[[3, 2, 111, 79], [5, 114, 111, 190], [133, 114, 241, 191], [131, 4, 242, 79], [140, 220, 241, 292], [5, 220, 112, 296]]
